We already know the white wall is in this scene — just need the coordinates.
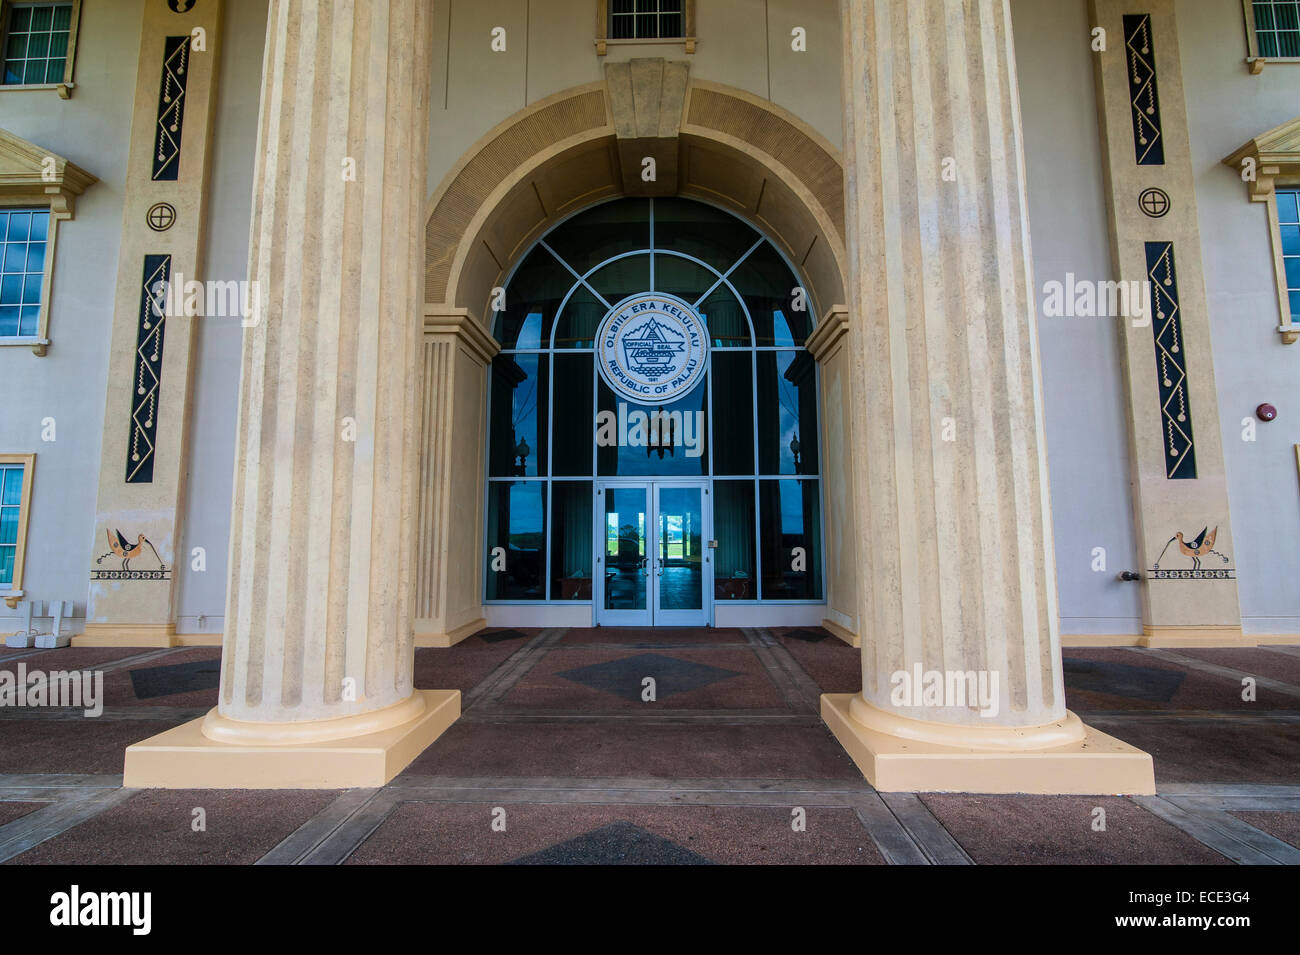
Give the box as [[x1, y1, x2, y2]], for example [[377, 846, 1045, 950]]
[[173, 0, 268, 635], [1011, 0, 1145, 634], [0, 0, 144, 628], [1178, 0, 1300, 634]]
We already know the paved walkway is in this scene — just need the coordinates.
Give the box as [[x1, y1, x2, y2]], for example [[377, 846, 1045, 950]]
[[1, 628, 1298, 864]]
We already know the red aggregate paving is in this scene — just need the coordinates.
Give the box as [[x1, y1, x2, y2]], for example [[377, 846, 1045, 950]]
[[96, 648, 221, 708], [0, 720, 182, 774], [920, 795, 1230, 865], [561, 627, 747, 645], [0, 647, 153, 671], [1226, 811, 1300, 849], [499, 647, 786, 710], [1178, 647, 1300, 688], [0, 801, 46, 827], [1089, 720, 1300, 784], [1061, 648, 1283, 711], [403, 721, 863, 779], [345, 802, 882, 865], [7, 790, 339, 865], [775, 632, 860, 693], [413, 641, 527, 693]]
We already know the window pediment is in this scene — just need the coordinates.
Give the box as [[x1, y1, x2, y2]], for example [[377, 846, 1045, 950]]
[[1224, 116, 1300, 201], [0, 127, 95, 216]]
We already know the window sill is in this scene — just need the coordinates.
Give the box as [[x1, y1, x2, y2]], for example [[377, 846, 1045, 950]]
[[0, 337, 50, 356], [1246, 56, 1300, 74], [597, 36, 697, 55], [1279, 323, 1298, 345], [0, 82, 74, 98], [2, 591, 24, 611]]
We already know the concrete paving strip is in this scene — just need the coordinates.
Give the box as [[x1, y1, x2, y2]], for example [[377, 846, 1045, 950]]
[[0, 787, 136, 863], [290, 790, 405, 866], [1133, 794, 1300, 864], [1258, 645, 1300, 661], [256, 788, 380, 865], [464, 628, 569, 709], [879, 792, 975, 864], [458, 709, 819, 725], [1084, 709, 1300, 724], [1125, 646, 1300, 699], [0, 705, 209, 722], [743, 628, 826, 712], [0, 773, 124, 789]]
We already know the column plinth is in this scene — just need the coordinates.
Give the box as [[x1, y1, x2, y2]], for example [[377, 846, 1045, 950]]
[[822, 0, 1153, 793], [125, 0, 457, 788]]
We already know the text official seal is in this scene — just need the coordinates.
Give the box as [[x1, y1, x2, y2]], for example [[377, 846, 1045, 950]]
[[596, 293, 710, 404]]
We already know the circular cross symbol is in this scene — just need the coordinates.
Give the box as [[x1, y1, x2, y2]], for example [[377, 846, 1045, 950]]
[[1139, 187, 1171, 218], [146, 202, 177, 232], [596, 292, 710, 404]]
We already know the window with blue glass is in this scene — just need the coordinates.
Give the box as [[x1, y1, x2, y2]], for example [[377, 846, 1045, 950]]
[[2, 2, 74, 85], [1253, 1, 1300, 56], [0, 462, 25, 586], [1278, 190, 1300, 318], [486, 197, 825, 604], [0, 209, 48, 338]]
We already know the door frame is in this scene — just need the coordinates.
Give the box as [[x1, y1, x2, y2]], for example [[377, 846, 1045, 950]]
[[594, 478, 713, 628]]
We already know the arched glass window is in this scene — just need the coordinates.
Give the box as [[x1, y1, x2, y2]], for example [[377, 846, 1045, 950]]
[[484, 197, 824, 610]]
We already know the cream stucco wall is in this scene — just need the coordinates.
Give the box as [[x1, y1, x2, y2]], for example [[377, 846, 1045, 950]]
[[6, 0, 1297, 639], [0, 0, 144, 629]]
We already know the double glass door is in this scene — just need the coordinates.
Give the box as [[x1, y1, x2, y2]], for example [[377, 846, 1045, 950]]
[[596, 481, 711, 627]]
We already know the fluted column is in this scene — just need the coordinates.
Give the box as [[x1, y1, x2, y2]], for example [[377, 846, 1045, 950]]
[[215, 0, 429, 728], [824, 0, 1153, 792]]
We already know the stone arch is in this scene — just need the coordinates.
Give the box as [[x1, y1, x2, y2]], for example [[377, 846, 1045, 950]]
[[423, 76, 848, 324], [414, 73, 857, 648]]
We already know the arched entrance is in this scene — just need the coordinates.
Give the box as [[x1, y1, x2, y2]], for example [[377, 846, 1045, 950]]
[[484, 196, 824, 630], [414, 75, 859, 647]]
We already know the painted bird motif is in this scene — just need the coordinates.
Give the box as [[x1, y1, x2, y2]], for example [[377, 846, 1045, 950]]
[[1167, 526, 1228, 571], [96, 529, 167, 573]]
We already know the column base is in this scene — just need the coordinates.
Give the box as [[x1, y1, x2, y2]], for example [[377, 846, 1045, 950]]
[[415, 617, 486, 648], [820, 618, 861, 648], [74, 624, 177, 648], [123, 689, 460, 789], [821, 694, 1155, 795], [1139, 625, 1249, 648]]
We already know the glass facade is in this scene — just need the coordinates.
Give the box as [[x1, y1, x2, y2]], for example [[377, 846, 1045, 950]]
[[485, 198, 825, 611], [2, 2, 73, 85]]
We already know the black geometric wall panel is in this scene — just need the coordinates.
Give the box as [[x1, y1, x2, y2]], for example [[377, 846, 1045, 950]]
[[127, 255, 171, 484], [152, 36, 190, 181], [1145, 242, 1196, 479], [1124, 14, 1165, 166]]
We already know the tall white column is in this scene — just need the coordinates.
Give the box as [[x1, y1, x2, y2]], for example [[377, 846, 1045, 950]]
[[822, 0, 1153, 793], [126, 0, 460, 787]]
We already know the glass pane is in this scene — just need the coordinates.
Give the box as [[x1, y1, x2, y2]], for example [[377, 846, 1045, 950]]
[[0, 506, 17, 543], [29, 211, 48, 241], [551, 481, 593, 600], [30, 5, 53, 31], [730, 242, 812, 345], [545, 199, 650, 277], [1289, 289, 1300, 316], [652, 198, 761, 275], [19, 305, 38, 337], [604, 486, 647, 610], [0, 306, 18, 336], [3, 244, 26, 273], [1282, 226, 1300, 256], [1279, 191, 1299, 223], [656, 486, 703, 610], [654, 253, 716, 304], [713, 480, 756, 600], [22, 273, 42, 304], [11, 7, 32, 31], [0, 275, 21, 304], [1286, 256, 1300, 290], [488, 353, 547, 476], [45, 57, 63, 83], [756, 350, 819, 475], [587, 254, 649, 304], [1, 466, 22, 506], [6, 34, 26, 59], [494, 245, 568, 348], [711, 352, 754, 475], [26, 33, 48, 60], [7, 212, 30, 241], [597, 377, 708, 477], [0, 546, 13, 586], [697, 285, 751, 347], [53, 4, 72, 30], [485, 482, 546, 600], [553, 283, 604, 349], [552, 353, 593, 476], [759, 479, 822, 599], [25, 242, 44, 272]]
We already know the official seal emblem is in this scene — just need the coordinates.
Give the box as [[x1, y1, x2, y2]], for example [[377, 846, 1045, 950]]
[[595, 293, 710, 404]]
